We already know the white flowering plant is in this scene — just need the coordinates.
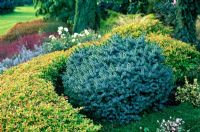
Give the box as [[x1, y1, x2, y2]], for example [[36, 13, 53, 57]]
[[176, 77, 200, 107], [156, 117, 187, 132], [0, 27, 101, 74], [42, 26, 101, 53]]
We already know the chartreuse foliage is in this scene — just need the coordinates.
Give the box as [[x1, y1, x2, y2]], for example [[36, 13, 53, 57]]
[[62, 35, 173, 123], [110, 14, 173, 37], [147, 34, 200, 84], [0, 51, 101, 131]]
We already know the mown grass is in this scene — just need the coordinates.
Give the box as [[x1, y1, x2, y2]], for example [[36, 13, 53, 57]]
[[0, 6, 40, 35]]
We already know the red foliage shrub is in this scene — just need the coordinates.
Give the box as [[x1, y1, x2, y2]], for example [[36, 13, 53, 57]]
[[0, 33, 49, 61], [0, 19, 69, 43], [0, 19, 45, 43], [0, 18, 71, 61]]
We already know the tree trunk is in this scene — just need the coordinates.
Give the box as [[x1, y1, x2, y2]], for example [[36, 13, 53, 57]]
[[73, 0, 99, 33]]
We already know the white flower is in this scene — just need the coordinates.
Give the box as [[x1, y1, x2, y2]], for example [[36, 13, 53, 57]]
[[58, 30, 62, 35], [176, 118, 182, 123], [64, 27, 69, 32], [49, 35, 54, 39], [172, 0, 176, 5], [58, 26, 64, 35], [98, 35, 101, 38], [49, 35, 56, 40], [71, 39, 76, 42], [79, 33, 85, 37], [84, 29, 90, 35], [61, 34, 66, 39], [58, 26, 64, 31], [73, 33, 79, 38]]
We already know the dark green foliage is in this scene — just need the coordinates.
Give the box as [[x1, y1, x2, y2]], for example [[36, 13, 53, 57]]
[[73, 0, 100, 33], [14, 0, 33, 6], [197, 1, 200, 14], [33, 0, 75, 22], [98, 0, 149, 14], [98, 0, 127, 14], [153, 0, 176, 26], [128, 0, 148, 14], [62, 35, 173, 123], [174, 0, 199, 48], [119, 0, 130, 14], [0, 0, 15, 14], [98, 0, 122, 20]]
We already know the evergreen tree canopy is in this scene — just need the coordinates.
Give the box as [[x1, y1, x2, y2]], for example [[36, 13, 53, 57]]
[[174, 0, 200, 49], [33, 0, 75, 22]]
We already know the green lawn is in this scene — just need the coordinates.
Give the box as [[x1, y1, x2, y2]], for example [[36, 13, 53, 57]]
[[102, 103, 200, 132], [0, 6, 40, 35]]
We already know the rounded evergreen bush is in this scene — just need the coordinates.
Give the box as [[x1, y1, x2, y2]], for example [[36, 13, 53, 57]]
[[62, 35, 173, 123], [0, 0, 15, 14]]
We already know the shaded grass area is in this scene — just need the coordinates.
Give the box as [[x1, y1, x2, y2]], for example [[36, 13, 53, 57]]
[[101, 103, 200, 132], [0, 6, 40, 35]]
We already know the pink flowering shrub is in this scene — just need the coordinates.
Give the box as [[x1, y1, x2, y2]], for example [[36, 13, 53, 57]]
[[0, 33, 49, 61]]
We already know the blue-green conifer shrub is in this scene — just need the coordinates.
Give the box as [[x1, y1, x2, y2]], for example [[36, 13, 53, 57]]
[[62, 35, 173, 123]]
